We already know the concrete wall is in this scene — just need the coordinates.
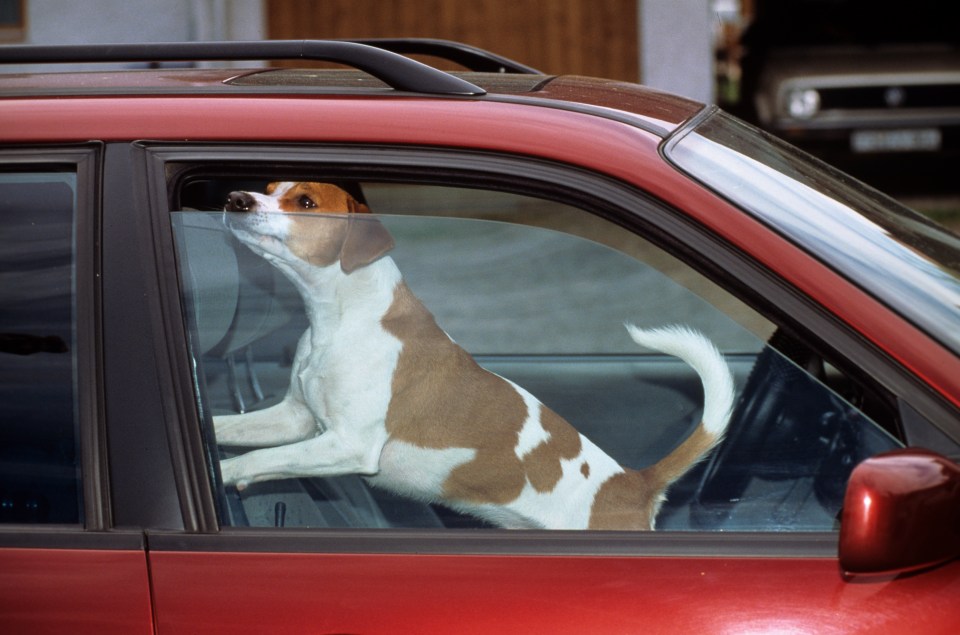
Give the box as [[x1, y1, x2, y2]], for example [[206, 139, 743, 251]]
[[12, 0, 265, 70], [640, 0, 715, 103]]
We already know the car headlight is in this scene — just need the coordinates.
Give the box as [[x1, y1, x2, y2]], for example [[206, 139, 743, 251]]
[[785, 88, 820, 119]]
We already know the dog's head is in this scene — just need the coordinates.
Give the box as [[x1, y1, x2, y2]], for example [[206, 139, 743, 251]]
[[224, 181, 394, 273]]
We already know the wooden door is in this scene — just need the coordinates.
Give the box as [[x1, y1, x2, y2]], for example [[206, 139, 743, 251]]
[[267, 0, 638, 81]]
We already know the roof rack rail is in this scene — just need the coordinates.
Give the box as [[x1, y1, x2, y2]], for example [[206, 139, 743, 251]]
[[0, 39, 486, 96], [346, 38, 541, 74]]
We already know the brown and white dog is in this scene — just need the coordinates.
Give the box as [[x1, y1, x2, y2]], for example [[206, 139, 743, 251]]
[[214, 182, 735, 530]]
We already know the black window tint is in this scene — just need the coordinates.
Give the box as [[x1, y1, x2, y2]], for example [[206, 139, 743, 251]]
[[0, 173, 81, 524]]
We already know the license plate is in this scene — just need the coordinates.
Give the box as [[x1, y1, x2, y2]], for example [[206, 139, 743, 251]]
[[851, 128, 942, 153]]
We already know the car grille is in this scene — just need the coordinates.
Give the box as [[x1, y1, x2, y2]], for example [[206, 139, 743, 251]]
[[818, 84, 960, 110]]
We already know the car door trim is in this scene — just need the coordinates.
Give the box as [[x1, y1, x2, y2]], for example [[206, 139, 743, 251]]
[[146, 528, 838, 558], [0, 527, 145, 550]]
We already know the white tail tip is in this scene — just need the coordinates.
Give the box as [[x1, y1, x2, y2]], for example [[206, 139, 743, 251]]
[[625, 323, 735, 436]]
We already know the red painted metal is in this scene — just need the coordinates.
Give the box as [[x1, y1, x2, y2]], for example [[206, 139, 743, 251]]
[[840, 449, 960, 575], [0, 548, 154, 634], [147, 550, 960, 633]]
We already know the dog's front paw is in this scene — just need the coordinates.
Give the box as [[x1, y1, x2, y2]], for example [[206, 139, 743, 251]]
[[219, 457, 252, 491]]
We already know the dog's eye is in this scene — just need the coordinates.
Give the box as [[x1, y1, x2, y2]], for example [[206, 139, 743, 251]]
[[298, 195, 316, 209]]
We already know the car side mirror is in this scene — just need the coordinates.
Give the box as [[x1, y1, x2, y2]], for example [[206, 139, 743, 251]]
[[839, 448, 960, 576]]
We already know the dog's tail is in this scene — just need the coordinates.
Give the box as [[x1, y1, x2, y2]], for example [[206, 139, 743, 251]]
[[625, 324, 735, 486]]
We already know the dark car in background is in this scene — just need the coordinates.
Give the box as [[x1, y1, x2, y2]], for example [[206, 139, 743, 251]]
[[1, 40, 959, 633], [739, 0, 960, 188]]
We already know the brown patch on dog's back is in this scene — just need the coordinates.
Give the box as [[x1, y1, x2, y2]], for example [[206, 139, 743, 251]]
[[521, 408, 582, 493], [587, 470, 659, 530], [381, 281, 582, 505]]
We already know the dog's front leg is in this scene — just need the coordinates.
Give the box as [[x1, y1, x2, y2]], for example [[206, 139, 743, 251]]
[[213, 398, 316, 447], [219, 427, 387, 490]]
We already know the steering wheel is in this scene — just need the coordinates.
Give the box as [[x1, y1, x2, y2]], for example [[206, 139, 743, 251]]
[[680, 331, 846, 529]]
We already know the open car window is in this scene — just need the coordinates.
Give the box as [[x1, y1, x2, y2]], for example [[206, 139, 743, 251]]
[[171, 181, 900, 532]]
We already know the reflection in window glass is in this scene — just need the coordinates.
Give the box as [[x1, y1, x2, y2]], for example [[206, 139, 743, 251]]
[[173, 181, 898, 532], [0, 172, 81, 524], [669, 111, 960, 356]]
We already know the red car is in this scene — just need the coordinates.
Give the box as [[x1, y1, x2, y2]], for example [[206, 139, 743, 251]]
[[1, 40, 959, 633]]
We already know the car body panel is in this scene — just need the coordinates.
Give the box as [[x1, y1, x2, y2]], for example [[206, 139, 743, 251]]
[[0, 91, 680, 147], [147, 549, 960, 634], [0, 547, 153, 634]]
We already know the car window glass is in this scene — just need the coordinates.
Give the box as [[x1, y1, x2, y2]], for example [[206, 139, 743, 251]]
[[172, 180, 900, 532], [0, 172, 82, 524], [668, 111, 960, 357]]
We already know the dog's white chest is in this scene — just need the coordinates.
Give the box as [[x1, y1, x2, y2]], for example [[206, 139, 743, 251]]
[[294, 272, 404, 439]]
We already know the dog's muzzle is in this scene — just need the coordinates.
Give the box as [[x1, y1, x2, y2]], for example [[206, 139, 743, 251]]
[[226, 191, 256, 213]]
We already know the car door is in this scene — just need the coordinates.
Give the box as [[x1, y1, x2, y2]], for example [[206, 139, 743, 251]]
[[0, 147, 153, 634], [137, 143, 960, 633]]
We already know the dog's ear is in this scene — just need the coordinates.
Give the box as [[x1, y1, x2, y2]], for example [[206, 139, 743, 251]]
[[347, 197, 372, 215], [339, 216, 395, 273]]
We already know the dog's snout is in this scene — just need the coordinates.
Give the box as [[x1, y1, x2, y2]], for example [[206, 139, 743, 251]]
[[226, 191, 256, 212]]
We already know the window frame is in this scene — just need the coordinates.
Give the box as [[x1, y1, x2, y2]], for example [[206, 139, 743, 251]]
[[137, 141, 953, 557], [0, 144, 109, 544]]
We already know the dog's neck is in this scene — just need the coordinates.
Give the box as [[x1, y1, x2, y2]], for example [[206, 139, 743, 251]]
[[274, 253, 403, 335]]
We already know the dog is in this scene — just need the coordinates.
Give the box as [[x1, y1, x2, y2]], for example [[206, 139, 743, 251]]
[[214, 182, 735, 530]]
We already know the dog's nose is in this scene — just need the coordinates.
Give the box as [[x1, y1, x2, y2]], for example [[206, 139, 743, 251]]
[[226, 191, 256, 212]]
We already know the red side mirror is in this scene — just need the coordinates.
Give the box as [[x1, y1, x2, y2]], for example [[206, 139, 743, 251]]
[[839, 449, 960, 576]]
